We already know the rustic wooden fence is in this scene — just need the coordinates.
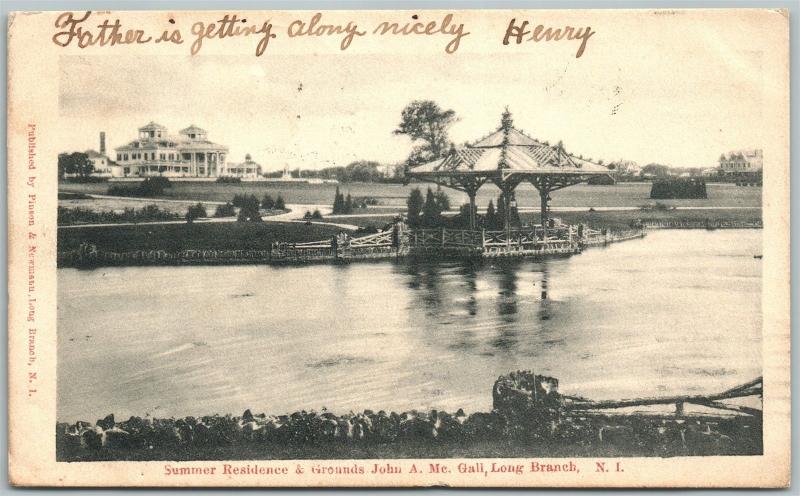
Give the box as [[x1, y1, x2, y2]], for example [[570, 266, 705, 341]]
[[641, 219, 762, 229], [564, 377, 762, 418], [60, 223, 648, 267]]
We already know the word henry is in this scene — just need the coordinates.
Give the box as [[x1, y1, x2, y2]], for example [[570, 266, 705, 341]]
[[503, 18, 596, 58]]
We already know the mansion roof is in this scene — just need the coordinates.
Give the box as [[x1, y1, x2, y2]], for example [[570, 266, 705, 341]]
[[138, 121, 167, 131], [115, 123, 228, 153], [180, 125, 207, 135]]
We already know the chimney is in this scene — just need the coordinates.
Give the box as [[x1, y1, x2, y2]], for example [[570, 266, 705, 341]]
[[100, 132, 106, 154]]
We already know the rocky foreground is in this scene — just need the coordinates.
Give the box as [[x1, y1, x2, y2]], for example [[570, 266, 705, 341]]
[[57, 371, 762, 461]]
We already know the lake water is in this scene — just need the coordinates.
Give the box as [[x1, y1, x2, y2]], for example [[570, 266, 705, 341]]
[[57, 229, 762, 422]]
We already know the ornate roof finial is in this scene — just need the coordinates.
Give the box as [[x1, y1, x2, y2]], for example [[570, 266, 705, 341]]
[[501, 106, 513, 131], [499, 108, 512, 170]]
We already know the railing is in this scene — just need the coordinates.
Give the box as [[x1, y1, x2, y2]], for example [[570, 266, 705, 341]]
[[271, 240, 334, 261], [61, 223, 647, 267], [406, 229, 483, 249], [641, 219, 762, 229], [564, 377, 762, 418], [581, 228, 646, 246], [58, 245, 272, 266]]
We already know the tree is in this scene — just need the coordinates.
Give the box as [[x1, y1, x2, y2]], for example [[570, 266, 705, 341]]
[[406, 187, 424, 227], [332, 187, 344, 214], [392, 164, 406, 182], [641, 163, 671, 178], [333, 186, 344, 211], [485, 200, 497, 229], [344, 193, 353, 214], [496, 194, 507, 229], [434, 188, 451, 212], [507, 194, 521, 227], [421, 187, 442, 227], [59, 152, 94, 178], [458, 203, 476, 228], [394, 100, 457, 166], [345, 161, 382, 182], [57, 153, 68, 180], [274, 194, 286, 210], [262, 194, 275, 210]]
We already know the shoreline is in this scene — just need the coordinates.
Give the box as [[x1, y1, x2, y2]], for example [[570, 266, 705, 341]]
[[57, 372, 763, 461]]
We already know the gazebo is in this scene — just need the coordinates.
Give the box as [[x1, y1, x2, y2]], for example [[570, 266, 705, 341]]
[[406, 109, 613, 239]]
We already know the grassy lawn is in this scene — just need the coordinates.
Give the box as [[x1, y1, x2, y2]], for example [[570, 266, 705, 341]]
[[59, 181, 762, 209], [58, 222, 344, 252]]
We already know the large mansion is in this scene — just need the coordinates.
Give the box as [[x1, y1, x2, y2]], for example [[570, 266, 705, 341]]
[[110, 122, 259, 178], [113, 122, 229, 177]]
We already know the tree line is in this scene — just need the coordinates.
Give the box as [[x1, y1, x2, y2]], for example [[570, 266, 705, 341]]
[[404, 187, 522, 230]]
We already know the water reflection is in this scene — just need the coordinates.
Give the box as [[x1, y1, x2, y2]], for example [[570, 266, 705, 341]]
[[538, 262, 552, 321], [398, 259, 558, 355]]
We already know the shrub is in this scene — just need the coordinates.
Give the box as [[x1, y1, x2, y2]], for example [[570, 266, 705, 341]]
[[185, 203, 207, 223], [215, 176, 241, 183], [261, 194, 275, 210], [236, 195, 262, 222], [355, 226, 379, 235], [274, 195, 286, 210], [213, 202, 236, 217], [57, 205, 180, 225], [107, 185, 140, 197], [650, 178, 707, 199], [312, 209, 323, 220], [146, 176, 172, 190], [232, 194, 259, 209], [107, 177, 172, 197], [587, 175, 615, 185], [65, 176, 108, 183]]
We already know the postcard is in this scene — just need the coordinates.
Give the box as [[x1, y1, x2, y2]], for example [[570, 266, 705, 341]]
[[7, 8, 790, 487]]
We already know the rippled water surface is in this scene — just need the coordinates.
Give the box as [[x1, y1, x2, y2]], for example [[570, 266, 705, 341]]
[[57, 229, 761, 421]]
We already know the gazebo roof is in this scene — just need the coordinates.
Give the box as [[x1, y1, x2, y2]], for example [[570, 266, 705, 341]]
[[408, 110, 611, 178]]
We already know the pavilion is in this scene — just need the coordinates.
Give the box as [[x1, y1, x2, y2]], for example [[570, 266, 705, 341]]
[[406, 110, 613, 239]]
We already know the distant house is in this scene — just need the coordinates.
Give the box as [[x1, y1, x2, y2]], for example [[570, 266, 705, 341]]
[[84, 132, 116, 177], [83, 149, 114, 176], [614, 160, 641, 176], [221, 154, 262, 179], [701, 167, 721, 177], [719, 149, 763, 176]]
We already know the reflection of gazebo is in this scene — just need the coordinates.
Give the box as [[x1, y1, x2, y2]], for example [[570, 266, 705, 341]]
[[406, 109, 613, 238]]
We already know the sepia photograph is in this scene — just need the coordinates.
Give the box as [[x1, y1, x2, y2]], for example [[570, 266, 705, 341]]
[[7, 7, 790, 487]]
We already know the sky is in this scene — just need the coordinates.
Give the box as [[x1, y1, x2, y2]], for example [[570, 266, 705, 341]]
[[56, 19, 770, 173]]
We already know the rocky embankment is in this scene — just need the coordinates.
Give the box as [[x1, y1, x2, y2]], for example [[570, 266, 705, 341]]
[[57, 371, 762, 461]]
